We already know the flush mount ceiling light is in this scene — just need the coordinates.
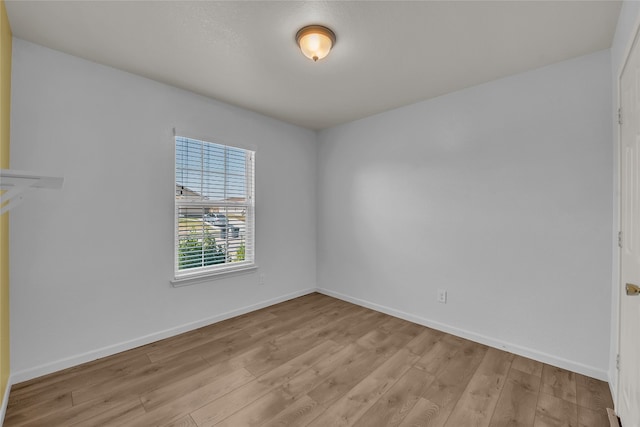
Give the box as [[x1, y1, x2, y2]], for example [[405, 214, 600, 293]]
[[296, 25, 336, 62]]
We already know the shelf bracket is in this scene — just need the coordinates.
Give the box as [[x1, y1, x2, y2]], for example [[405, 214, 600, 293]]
[[1, 169, 64, 215]]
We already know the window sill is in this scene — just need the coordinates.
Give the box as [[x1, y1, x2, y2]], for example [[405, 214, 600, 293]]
[[171, 264, 258, 287]]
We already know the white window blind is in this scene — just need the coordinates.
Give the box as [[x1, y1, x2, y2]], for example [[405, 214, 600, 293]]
[[175, 136, 255, 279]]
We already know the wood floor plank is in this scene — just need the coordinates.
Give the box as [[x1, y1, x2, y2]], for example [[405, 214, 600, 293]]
[[189, 340, 341, 427], [4, 293, 614, 427], [146, 327, 241, 363], [352, 367, 435, 427], [378, 316, 411, 335], [305, 308, 373, 342], [294, 303, 367, 343], [197, 308, 280, 338], [195, 300, 346, 369], [9, 347, 152, 397], [140, 366, 255, 411], [397, 396, 442, 427], [512, 355, 544, 378], [444, 348, 513, 427], [393, 319, 425, 339], [191, 330, 272, 367], [305, 345, 386, 406], [356, 326, 417, 358], [128, 368, 256, 426], [248, 299, 342, 339], [162, 414, 198, 427], [261, 395, 324, 427], [278, 343, 369, 399], [3, 391, 72, 426], [187, 302, 335, 369], [534, 392, 578, 427], [15, 395, 135, 427], [214, 387, 295, 427], [206, 341, 277, 375], [189, 379, 274, 427], [298, 326, 417, 408], [326, 310, 390, 344], [477, 348, 516, 376], [256, 339, 343, 390], [489, 368, 541, 427], [71, 354, 210, 405], [8, 352, 152, 406], [405, 327, 445, 356], [244, 332, 341, 377], [307, 349, 419, 427], [541, 365, 577, 405], [575, 374, 614, 411], [414, 339, 489, 427], [71, 399, 147, 427], [577, 406, 610, 427], [266, 293, 328, 317], [414, 334, 465, 375]]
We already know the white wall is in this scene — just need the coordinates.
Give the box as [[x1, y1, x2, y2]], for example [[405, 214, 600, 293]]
[[317, 50, 613, 379], [9, 39, 317, 381], [8, 36, 617, 384], [609, 0, 640, 401]]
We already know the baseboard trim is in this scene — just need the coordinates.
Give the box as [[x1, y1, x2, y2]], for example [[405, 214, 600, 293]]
[[10, 286, 609, 385], [317, 287, 609, 381], [607, 408, 621, 427], [0, 374, 12, 426], [11, 288, 316, 384], [609, 378, 617, 410]]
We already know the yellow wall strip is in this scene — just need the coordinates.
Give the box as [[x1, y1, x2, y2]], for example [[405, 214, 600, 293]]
[[0, 0, 12, 405]]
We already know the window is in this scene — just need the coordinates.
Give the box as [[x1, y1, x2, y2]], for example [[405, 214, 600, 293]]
[[175, 135, 255, 280]]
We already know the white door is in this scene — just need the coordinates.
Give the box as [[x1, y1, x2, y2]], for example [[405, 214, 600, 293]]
[[619, 26, 640, 427]]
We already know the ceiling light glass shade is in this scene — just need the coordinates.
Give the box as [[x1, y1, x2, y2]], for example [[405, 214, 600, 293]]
[[296, 25, 336, 62]]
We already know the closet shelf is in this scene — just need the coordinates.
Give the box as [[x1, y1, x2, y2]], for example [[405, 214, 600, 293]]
[[0, 169, 64, 215]]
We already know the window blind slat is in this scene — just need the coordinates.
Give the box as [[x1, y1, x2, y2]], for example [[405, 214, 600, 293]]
[[175, 136, 255, 276]]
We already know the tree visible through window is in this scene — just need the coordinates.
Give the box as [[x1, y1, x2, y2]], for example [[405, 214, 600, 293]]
[[175, 136, 255, 278]]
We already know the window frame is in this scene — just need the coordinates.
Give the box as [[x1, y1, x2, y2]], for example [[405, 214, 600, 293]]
[[172, 132, 256, 285]]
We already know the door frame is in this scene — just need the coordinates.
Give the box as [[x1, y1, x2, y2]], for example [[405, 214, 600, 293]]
[[615, 10, 640, 411]]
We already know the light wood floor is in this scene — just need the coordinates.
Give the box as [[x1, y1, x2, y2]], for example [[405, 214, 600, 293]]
[[5, 293, 614, 427]]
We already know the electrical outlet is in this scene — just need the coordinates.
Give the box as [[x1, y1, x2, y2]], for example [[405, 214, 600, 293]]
[[437, 289, 447, 303], [259, 274, 266, 285]]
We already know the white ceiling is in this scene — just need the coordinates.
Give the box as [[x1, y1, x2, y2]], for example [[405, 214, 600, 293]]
[[5, 1, 622, 130]]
